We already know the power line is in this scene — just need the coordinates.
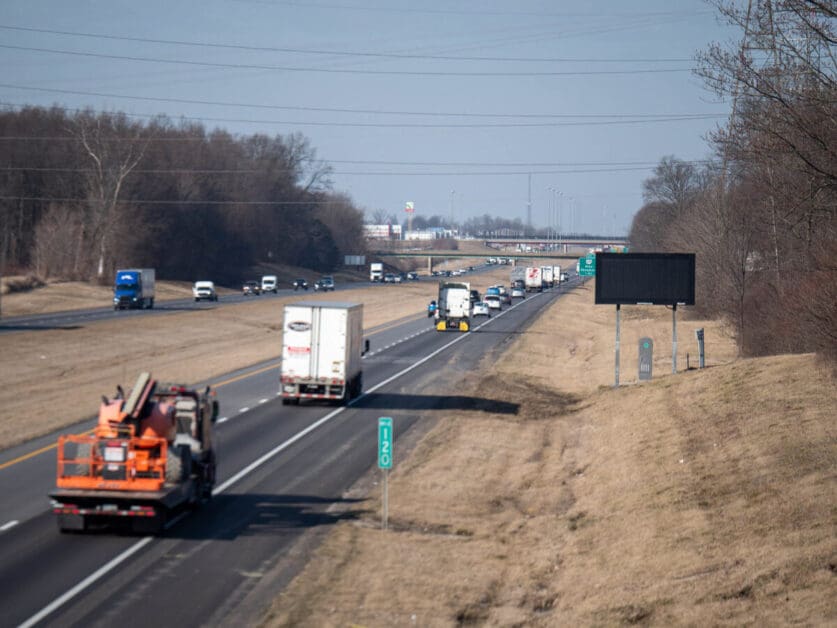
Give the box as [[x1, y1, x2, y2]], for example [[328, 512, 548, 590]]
[[0, 24, 694, 64], [0, 165, 660, 178], [0, 44, 694, 77], [0, 159, 712, 173], [0, 104, 724, 130], [228, 1, 711, 19], [0, 87, 726, 120]]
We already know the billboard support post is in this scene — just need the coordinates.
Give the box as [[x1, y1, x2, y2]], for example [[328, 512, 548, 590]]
[[672, 304, 677, 374], [615, 304, 621, 387]]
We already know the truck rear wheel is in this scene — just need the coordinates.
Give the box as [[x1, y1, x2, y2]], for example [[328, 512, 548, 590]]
[[165, 445, 191, 484]]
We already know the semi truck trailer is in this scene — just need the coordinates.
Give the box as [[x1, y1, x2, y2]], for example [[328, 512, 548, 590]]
[[280, 301, 366, 404]]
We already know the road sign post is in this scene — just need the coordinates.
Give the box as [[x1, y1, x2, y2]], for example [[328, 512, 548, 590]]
[[378, 417, 393, 529]]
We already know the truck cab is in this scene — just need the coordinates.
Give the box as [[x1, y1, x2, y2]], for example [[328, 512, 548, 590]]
[[113, 268, 155, 310], [261, 275, 278, 294]]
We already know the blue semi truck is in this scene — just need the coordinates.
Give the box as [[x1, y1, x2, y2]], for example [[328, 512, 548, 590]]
[[113, 268, 155, 310]]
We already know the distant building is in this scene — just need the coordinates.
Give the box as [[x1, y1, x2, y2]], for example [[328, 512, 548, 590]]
[[405, 227, 453, 240], [364, 224, 403, 240]]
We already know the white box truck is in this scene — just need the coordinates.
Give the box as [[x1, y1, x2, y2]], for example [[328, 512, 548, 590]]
[[370, 262, 383, 282], [525, 267, 543, 293], [261, 275, 278, 293], [280, 301, 365, 404], [540, 265, 554, 288], [436, 281, 471, 332]]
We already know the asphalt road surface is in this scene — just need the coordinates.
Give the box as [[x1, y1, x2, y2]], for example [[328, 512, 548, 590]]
[[0, 277, 583, 627], [0, 264, 495, 335]]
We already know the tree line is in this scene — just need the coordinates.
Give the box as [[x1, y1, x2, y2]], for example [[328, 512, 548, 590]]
[[630, 1, 835, 362], [0, 106, 367, 284]]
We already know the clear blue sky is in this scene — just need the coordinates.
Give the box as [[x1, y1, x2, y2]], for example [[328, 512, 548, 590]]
[[0, 0, 733, 236]]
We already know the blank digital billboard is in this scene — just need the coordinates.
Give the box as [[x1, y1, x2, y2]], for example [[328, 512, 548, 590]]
[[594, 253, 695, 305]]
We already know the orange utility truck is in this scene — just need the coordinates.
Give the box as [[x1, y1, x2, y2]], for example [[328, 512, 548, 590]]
[[50, 372, 218, 534]]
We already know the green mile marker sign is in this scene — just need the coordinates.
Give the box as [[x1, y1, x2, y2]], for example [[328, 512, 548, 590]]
[[378, 417, 393, 469]]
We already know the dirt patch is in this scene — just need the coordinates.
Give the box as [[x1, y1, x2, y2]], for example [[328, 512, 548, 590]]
[[0, 268, 515, 450], [261, 281, 836, 627]]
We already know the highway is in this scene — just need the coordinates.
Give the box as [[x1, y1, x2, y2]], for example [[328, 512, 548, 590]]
[[0, 277, 582, 627], [0, 282, 369, 335]]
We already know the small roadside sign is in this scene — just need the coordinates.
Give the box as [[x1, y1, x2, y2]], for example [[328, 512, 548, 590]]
[[378, 417, 393, 469], [578, 255, 596, 276]]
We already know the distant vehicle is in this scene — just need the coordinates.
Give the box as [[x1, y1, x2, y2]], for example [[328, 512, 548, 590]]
[[486, 286, 500, 297], [314, 276, 335, 291], [458, 268, 467, 275], [370, 262, 383, 282], [242, 280, 261, 296], [496, 285, 511, 304], [192, 281, 218, 302], [261, 275, 278, 294], [467, 265, 474, 272], [469, 289, 480, 304], [540, 266, 555, 288], [511, 285, 526, 299], [427, 300, 437, 317], [560, 272, 568, 282], [397, 273, 406, 283], [472, 301, 491, 317], [484, 294, 502, 310], [407, 271, 420, 281], [114, 268, 155, 310], [383, 273, 396, 283], [293, 278, 308, 291], [525, 267, 543, 293], [431, 270, 441, 276], [436, 281, 471, 332]]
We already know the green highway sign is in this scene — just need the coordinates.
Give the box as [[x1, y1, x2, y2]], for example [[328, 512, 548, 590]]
[[378, 417, 393, 469], [578, 255, 596, 276]]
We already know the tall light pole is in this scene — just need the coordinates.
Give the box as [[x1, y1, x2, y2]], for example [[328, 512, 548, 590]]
[[546, 187, 553, 243], [448, 189, 455, 235]]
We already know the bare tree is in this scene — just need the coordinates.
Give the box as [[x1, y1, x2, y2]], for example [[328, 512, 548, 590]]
[[70, 111, 146, 279]]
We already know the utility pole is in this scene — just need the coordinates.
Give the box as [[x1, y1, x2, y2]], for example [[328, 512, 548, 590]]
[[526, 173, 532, 234]]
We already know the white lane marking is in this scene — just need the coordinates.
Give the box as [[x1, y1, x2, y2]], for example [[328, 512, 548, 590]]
[[0, 520, 18, 531], [259, 398, 268, 404], [217, 417, 229, 424], [21, 292, 547, 628], [18, 537, 154, 628], [239, 407, 249, 413]]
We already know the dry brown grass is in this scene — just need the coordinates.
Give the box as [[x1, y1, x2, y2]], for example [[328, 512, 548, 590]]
[[262, 282, 836, 627], [0, 268, 514, 449]]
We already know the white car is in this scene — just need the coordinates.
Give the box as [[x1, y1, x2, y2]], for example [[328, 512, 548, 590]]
[[472, 301, 491, 317], [560, 272, 568, 282], [484, 294, 502, 310], [511, 286, 525, 299], [192, 281, 218, 302]]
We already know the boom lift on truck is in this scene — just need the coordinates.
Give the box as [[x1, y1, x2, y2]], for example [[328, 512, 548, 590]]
[[50, 372, 218, 534]]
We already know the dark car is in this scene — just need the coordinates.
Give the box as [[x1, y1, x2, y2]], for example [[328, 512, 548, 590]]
[[242, 280, 261, 296], [314, 276, 335, 291], [469, 289, 480, 304], [293, 278, 308, 291], [407, 272, 419, 281]]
